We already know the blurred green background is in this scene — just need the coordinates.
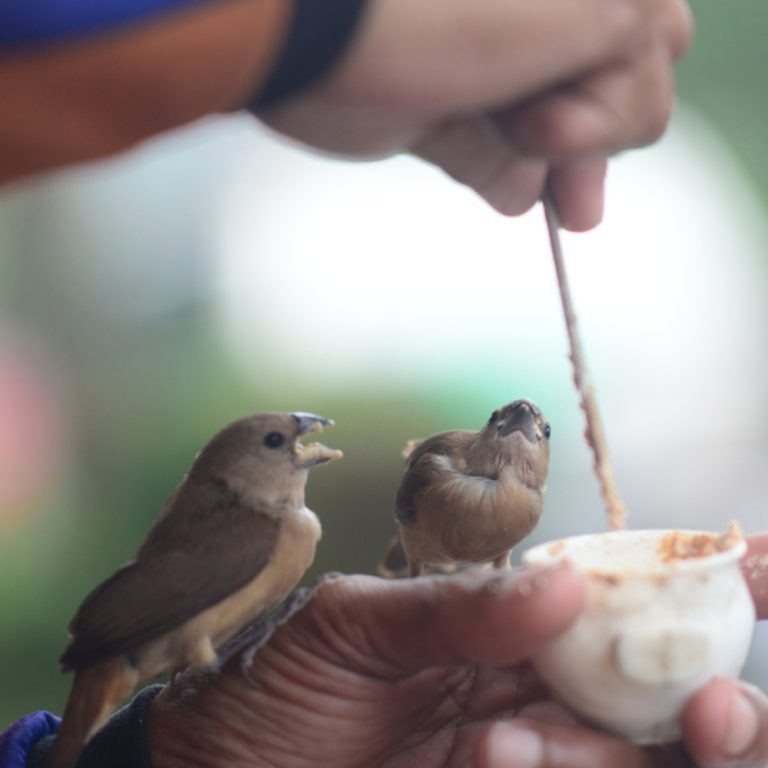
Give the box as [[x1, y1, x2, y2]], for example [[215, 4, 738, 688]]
[[1, 0, 768, 727]]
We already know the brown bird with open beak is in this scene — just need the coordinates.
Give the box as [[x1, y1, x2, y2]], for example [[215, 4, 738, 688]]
[[47, 412, 342, 768], [380, 399, 550, 577]]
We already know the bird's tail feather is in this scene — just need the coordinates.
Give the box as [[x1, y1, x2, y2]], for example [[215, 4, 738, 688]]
[[378, 534, 408, 578], [46, 658, 138, 768]]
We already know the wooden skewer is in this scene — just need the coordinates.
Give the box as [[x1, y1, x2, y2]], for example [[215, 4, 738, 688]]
[[543, 198, 628, 531]]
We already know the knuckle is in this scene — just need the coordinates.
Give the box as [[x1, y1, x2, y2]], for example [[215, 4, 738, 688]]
[[648, 0, 695, 57], [642, 101, 672, 145], [670, 0, 695, 59], [604, 0, 692, 59], [601, 0, 655, 50], [634, 71, 673, 145]]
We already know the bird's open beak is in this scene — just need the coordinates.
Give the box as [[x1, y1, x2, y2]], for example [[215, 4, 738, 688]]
[[498, 402, 537, 443], [292, 412, 344, 468]]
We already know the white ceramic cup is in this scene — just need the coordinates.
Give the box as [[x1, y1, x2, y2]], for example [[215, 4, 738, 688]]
[[522, 529, 755, 744]]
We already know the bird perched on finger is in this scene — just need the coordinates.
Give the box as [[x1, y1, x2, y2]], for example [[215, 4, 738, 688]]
[[47, 412, 342, 768], [379, 399, 550, 578]]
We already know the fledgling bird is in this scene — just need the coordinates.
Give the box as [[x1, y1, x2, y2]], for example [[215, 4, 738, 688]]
[[47, 412, 342, 768], [380, 399, 550, 577]]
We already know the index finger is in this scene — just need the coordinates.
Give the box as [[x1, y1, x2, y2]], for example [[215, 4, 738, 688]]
[[742, 534, 768, 620]]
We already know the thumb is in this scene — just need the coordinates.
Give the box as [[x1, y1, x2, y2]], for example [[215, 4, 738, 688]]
[[683, 678, 768, 768], [290, 566, 584, 676]]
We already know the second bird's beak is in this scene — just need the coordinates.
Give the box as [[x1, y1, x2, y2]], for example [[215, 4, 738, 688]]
[[498, 402, 537, 443], [292, 412, 344, 468]]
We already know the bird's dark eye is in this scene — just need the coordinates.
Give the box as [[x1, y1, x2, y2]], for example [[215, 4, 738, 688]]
[[543, 424, 552, 439], [263, 432, 285, 449], [489, 410, 499, 425]]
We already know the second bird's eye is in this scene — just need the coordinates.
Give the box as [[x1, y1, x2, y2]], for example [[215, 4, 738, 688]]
[[543, 424, 552, 439], [263, 431, 286, 449]]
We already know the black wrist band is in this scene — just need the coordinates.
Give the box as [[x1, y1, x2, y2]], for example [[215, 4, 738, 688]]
[[251, 0, 369, 111]]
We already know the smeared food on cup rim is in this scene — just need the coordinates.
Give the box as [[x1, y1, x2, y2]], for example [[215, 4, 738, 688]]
[[657, 521, 743, 564]]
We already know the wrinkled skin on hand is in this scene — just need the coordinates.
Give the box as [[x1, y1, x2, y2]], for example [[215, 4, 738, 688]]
[[147, 535, 768, 768], [149, 567, 586, 767]]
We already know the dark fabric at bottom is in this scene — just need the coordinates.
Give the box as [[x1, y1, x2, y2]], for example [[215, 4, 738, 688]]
[[28, 685, 163, 768]]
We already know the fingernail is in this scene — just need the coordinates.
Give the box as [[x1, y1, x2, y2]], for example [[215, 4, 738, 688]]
[[487, 723, 542, 768], [722, 690, 759, 757], [501, 564, 566, 599]]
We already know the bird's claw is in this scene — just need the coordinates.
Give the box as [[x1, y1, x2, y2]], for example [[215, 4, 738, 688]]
[[230, 573, 344, 687]]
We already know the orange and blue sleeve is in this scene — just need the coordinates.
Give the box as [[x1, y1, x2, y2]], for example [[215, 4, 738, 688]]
[[0, 0, 369, 109]]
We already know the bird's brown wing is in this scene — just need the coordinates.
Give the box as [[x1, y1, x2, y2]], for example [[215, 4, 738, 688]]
[[394, 431, 471, 524], [60, 484, 281, 671]]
